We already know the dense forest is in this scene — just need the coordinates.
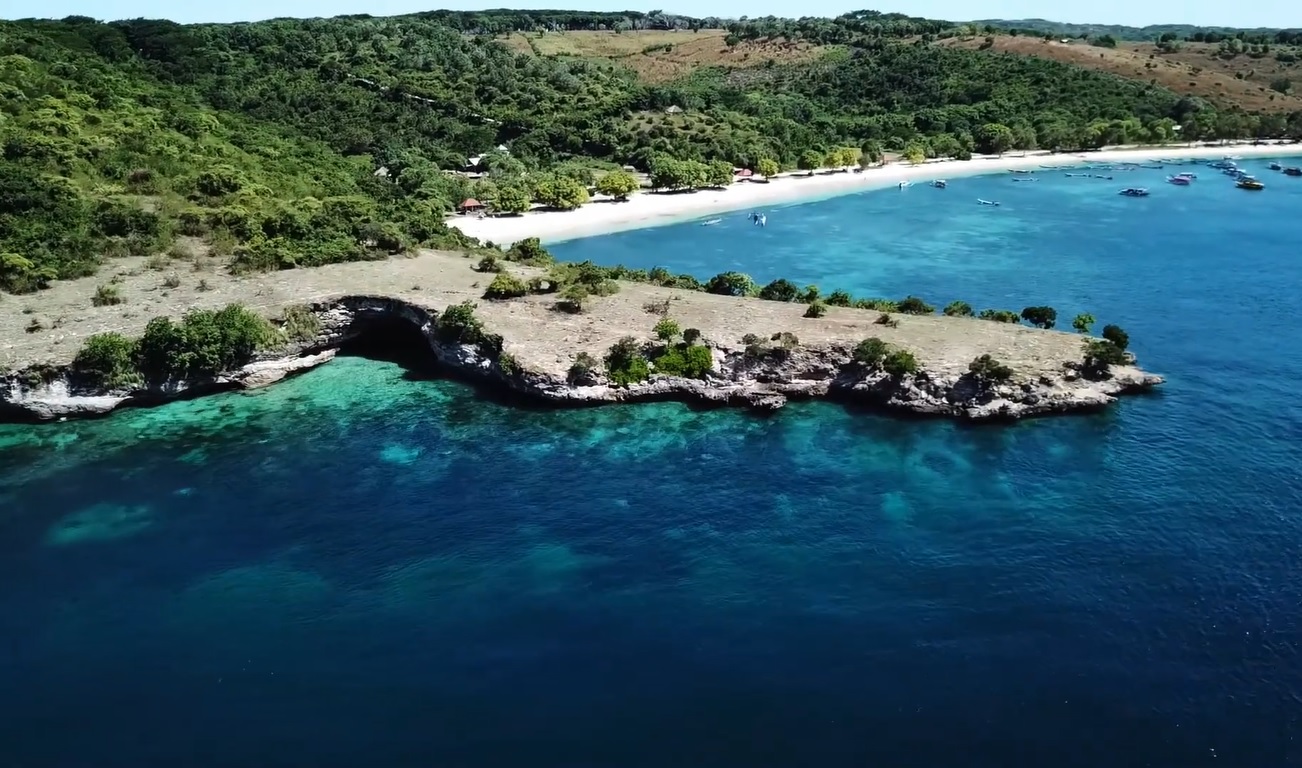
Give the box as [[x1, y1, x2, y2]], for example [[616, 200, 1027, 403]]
[[2, 10, 1301, 295]]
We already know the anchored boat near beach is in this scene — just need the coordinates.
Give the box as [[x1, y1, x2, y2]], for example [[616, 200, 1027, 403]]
[[1236, 177, 1265, 190], [1119, 187, 1150, 197]]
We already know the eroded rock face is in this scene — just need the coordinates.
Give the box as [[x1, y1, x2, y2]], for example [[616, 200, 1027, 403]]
[[0, 296, 1163, 423]]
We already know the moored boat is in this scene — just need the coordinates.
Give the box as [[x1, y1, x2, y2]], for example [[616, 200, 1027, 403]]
[[1236, 177, 1265, 190], [1284, 167, 1302, 177], [1269, 161, 1283, 171], [1166, 175, 1191, 186], [930, 179, 947, 188], [1119, 187, 1150, 197], [1010, 169, 1033, 174]]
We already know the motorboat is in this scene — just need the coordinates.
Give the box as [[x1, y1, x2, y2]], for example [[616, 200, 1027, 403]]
[[898, 180, 912, 189], [977, 199, 1001, 206], [1174, 171, 1197, 180], [1009, 169, 1034, 174], [1166, 175, 1192, 186], [1284, 167, 1302, 177], [1119, 187, 1150, 197], [930, 179, 947, 188], [1269, 161, 1284, 171], [1012, 177, 1037, 182], [701, 218, 722, 226], [1236, 177, 1265, 190]]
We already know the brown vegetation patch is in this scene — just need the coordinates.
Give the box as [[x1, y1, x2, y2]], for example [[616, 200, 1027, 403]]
[[494, 29, 828, 83], [940, 36, 1302, 112]]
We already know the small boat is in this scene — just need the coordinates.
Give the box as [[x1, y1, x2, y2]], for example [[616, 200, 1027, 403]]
[[1119, 187, 1150, 197], [1269, 161, 1283, 171], [1209, 160, 1237, 170], [1166, 175, 1191, 186], [977, 199, 1001, 206], [701, 218, 722, 226], [1065, 173, 1089, 178], [1284, 167, 1302, 177], [1175, 172, 1197, 180], [1012, 177, 1037, 182], [1236, 177, 1265, 190], [930, 179, 947, 188], [1010, 169, 1034, 174], [1092, 175, 1114, 180]]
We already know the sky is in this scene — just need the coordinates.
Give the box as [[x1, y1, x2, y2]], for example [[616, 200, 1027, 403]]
[[3, 0, 1297, 29]]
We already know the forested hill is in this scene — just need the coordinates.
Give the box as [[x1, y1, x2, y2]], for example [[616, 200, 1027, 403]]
[[976, 18, 1302, 43], [2, 11, 1300, 296]]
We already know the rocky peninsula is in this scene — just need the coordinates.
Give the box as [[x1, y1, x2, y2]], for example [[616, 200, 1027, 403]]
[[0, 250, 1161, 423]]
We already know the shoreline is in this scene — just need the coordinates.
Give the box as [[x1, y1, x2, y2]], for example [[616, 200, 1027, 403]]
[[448, 142, 1301, 244]]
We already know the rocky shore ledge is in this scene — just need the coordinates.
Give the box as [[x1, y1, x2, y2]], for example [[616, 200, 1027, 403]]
[[1, 278, 1162, 422]]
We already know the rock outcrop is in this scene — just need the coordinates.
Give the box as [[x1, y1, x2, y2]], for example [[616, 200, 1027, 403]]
[[0, 295, 1162, 423]]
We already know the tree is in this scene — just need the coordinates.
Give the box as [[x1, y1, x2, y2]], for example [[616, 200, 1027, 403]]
[[757, 158, 780, 178], [1269, 77, 1293, 95], [759, 278, 800, 302], [853, 337, 890, 366], [653, 316, 680, 341], [556, 283, 590, 314], [975, 123, 1016, 155], [1092, 34, 1118, 48], [595, 170, 640, 200], [979, 309, 1021, 323], [903, 144, 927, 165], [493, 184, 532, 214], [943, 300, 973, 317], [1072, 313, 1095, 333], [968, 354, 1012, 383], [804, 300, 828, 318], [798, 150, 824, 170], [897, 296, 935, 315], [683, 328, 702, 345], [826, 289, 853, 306], [505, 237, 552, 265], [1101, 324, 1129, 351], [534, 175, 589, 210], [705, 160, 735, 188], [705, 271, 756, 296], [1020, 305, 1057, 329], [72, 332, 141, 389], [605, 336, 650, 386], [882, 349, 919, 377], [483, 272, 528, 300]]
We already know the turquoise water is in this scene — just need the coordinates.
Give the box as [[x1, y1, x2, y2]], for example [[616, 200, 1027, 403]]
[[4, 159, 1302, 766]]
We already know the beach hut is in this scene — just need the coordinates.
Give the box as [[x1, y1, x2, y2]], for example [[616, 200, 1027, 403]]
[[458, 198, 486, 214], [734, 168, 754, 179]]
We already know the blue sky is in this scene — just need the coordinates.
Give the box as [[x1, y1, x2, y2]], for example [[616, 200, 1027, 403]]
[[3, 0, 1297, 28]]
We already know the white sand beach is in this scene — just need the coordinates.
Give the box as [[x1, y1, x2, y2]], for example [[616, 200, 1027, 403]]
[[449, 142, 1299, 245]]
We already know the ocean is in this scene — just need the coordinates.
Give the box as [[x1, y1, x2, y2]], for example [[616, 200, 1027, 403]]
[[3, 158, 1302, 767]]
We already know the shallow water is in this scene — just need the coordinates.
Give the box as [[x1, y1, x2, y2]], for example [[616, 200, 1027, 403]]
[[4, 159, 1302, 767]]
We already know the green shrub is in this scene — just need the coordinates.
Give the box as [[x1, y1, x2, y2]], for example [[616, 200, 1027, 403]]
[[968, 354, 1013, 382], [854, 298, 899, 312], [497, 351, 520, 377], [136, 304, 276, 379], [758, 278, 800, 302], [483, 272, 529, 300], [797, 284, 821, 303], [875, 312, 899, 328], [683, 328, 702, 345], [704, 271, 756, 296], [435, 301, 484, 344], [853, 337, 891, 366], [475, 254, 504, 273], [653, 343, 714, 378], [979, 309, 1021, 323], [943, 300, 974, 317], [568, 351, 600, 383], [826, 289, 853, 307], [555, 283, 589, 313], [1072, 313, 1096, 333], [1020, 305, 1057, 329], [281, 305, 321, 343], [71, 332, 141, 389], [804, 300, 828, 318], [505, 237, 553, 265], [653, 317, 680, 341], [882, 349, 920, 377], [605, 336, 650, 386], [92, 284, 124, 307], [897, 296, 935, 315], [1101, 324, 1130, 350], [1083, 339, 1127, 372]]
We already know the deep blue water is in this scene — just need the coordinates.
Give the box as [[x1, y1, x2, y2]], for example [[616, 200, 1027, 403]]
[[4, 159, 1302, 767]]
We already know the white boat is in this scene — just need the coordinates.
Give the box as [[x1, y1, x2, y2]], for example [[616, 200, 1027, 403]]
[[1012, 177, 1037, 182], [898, 180, 912, 189], [977, 199, 1000, 206], [701, 218, 722, 226], [1166, 175, 1191, 186], [930, 179, 947, 188]]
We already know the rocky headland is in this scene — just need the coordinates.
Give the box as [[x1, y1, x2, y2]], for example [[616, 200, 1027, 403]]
[[0, 250, 1162, 423]]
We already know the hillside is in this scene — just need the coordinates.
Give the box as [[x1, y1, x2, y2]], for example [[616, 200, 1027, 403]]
[[975, 18, 1302, 42], [940, 35, 1302, 112], [2, 10, 1301, 303]]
